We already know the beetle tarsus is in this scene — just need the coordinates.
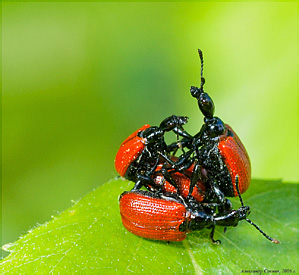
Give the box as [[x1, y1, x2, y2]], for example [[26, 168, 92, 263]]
[[210, 226, 221, 244]]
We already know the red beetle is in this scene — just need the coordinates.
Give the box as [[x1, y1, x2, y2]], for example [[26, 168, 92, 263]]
[[168, 50, 251, 201], [115, 124, 207, 201], [168, 115, 251, 202], [119, 188, 279, 243], [119, 190, 189, 242], [114, 115, 190, 191], [116, 125, 207, 201]]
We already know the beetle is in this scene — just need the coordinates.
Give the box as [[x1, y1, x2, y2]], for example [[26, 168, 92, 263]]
[[119, 177, 279, 244], [115, 115, 189, 191], [114, 114, 211, 203], [167, 49, 251, 204]]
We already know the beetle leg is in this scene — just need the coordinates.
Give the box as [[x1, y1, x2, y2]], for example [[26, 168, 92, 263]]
[[160, 168, 179, 192], [218, 198, 233, 212], [188, 160, 201, 197], [158, 152, 176, 166], [147, 156, 160, 175], [132, 175, 161, 192], [132, 179, 143, 191], [174, 151, 194, 171], [172, 127, 193, 139], [206, 175, 226, 204], [210, 226, 221, 244], [166, 138, 192, 154], [158, 150, 193, 172]]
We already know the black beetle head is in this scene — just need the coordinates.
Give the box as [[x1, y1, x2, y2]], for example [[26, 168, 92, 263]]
[[159, 115, 188, 132], [237, 206, 251, 221], [138, 127, 164, 144]]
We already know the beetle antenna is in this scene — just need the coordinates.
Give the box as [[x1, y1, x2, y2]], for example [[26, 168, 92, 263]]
[[198, 49, 205, 91], [246, 218, 280, 244], [235, 175, 280, 244], [235, 175, 244, 207]]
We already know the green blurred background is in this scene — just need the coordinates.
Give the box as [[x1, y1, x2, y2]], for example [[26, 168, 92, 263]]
[[2, 2, 297, 248]]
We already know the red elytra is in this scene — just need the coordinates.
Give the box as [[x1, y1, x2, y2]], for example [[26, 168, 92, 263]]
[[154, 157, 206, 202], [218, 125, 251, 196], [119, 191, 188, 241], [115, 124, 151, 177]]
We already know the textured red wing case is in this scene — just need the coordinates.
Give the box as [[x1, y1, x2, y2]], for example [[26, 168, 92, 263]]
[[174, 172, 206, 202], [154, 156, 206, 202], [114, 124, 151, 177], [155, 172, 206, 202], [119, 191, 187, 241], [218, 124, 251, 196]]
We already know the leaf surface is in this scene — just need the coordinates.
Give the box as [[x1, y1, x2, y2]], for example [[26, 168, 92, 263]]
[[1, 179, 297, 273]]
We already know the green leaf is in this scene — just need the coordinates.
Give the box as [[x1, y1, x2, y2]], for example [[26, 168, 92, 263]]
[[1, 179, 297, 273]]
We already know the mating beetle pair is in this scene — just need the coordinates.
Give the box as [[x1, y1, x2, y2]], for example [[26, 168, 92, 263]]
[[114, 50, 279, 244]]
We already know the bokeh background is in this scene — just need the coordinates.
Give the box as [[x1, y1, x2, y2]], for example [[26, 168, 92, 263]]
[[2, 2, 297, 249]]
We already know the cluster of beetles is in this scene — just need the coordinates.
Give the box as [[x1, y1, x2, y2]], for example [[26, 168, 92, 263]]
[[114, 50, 279, 244]]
